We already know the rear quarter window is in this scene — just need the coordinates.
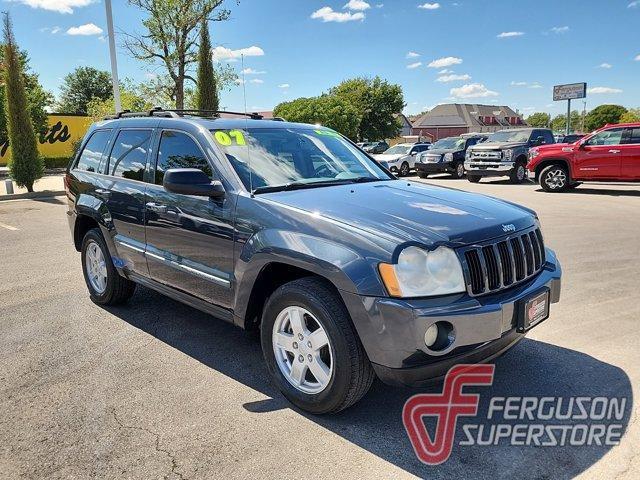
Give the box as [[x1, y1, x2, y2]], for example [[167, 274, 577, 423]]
[[75, 129, 112, 173]]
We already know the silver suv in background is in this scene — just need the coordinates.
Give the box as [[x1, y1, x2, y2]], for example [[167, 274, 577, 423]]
[[464, 128, 555, 184]]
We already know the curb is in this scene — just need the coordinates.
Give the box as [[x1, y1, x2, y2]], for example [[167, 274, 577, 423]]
[[0, 190, 66, 201]]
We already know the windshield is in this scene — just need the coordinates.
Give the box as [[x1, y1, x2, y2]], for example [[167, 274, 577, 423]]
[[383, 145, 411, 155], [211, 128, 390, 191], [485, 130, 531, 143], [432, 137, 465, 149]]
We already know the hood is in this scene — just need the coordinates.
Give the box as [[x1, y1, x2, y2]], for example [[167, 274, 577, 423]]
[[533, 142, 576, 156], [470, 141, 526, 150], [374, 154, 404, 162], [260, 180, 536, 247]]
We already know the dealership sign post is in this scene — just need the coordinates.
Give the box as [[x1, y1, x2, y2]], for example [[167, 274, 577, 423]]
[[553, 83, 587, 135]]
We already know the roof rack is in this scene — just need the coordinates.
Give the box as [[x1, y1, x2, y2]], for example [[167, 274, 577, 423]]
[[103, 107, 264, 121]]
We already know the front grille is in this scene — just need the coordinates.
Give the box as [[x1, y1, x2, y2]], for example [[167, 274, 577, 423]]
[[469, 150, 502, 161], [461, 227, 546, 296]]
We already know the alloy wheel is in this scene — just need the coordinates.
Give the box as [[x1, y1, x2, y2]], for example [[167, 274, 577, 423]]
[[456, 163, 465, 178], [85, 240, 108, 294], [272, 306, 333, 394], [517, 165, 526, 181], [544, 168, 567, 190]]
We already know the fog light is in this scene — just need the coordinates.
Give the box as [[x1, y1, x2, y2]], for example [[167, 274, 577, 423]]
[[424, 321, 456, 351], [424, 324, 439, 347]]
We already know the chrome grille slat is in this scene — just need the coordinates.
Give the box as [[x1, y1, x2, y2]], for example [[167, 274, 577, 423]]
[[460, 227, 546, 297]]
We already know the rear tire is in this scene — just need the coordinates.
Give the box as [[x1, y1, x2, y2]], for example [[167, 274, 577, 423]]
[[467, 175, 481, 183], [539, 164, 569, 192], [260, 277, 374, 414], [509, 161, 527, 184], [81, 228, 136, 305]]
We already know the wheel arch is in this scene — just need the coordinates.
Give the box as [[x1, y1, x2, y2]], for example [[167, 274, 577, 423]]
[[533, 158, 572, 182]]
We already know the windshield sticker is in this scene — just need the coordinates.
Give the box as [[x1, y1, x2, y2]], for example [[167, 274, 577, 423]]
[[314, 129, 341, 137], [214, 130, 247, 146]]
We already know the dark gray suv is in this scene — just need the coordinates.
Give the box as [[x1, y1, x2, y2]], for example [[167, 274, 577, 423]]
[[65, 109, 562, 414]]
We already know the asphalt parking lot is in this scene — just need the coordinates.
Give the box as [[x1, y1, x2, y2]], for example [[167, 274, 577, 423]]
[[1, 176, 639, 479]]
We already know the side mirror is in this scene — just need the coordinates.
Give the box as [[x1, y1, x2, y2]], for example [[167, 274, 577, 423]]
[[163, 168, 225, 198]]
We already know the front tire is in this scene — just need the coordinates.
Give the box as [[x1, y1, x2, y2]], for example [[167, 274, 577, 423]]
[[452, 162, 465, 179], [539, 164, 569, 192], [467, 174, 481, 183], [260, 277, 374, 414], [509, 161, 527, 184], [81, 228, 136, 305], [399, 162, 410, 177]]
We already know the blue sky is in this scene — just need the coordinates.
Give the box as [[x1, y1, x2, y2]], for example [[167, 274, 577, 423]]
[[5, 0, 640, 116]]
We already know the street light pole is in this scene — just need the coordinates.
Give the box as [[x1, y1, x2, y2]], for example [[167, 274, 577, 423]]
[[104, 0, 121, 113]]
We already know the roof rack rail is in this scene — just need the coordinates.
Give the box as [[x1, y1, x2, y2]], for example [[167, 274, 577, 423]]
[[103, 107, 264, 121]]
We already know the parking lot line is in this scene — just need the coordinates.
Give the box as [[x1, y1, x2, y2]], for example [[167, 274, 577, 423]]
[[0, 221, 18, 231]]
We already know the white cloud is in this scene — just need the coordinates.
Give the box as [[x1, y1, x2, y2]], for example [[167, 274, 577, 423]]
[[436, 73, 471, 82], [598, 63, 612, 69], [66, 23, 103, 36], [418, 2, 440, 9], [450, 83, 498, 98], [311, 6, 365, 22], [550, 26, 569, 34], [406, 51, 420, 58], [344, 0, 370, 10], [8, 0, 94, 14], [40, 26, 61, 34], [211, 45, 265, 61], [635, 54, 640, 61], [510, 81, 527, 86], [427, 56, 462, 68], [628, 1, 639, 8], [510, 81, 542, 88], [407, 62, 422, 69], [375, 3, 384, 7], [497, 31, 524, 38], [249, 79, 264, 84], [529, 83, 542, 89], [438, 69, 452, 74], [241, 68, 266, 75], [587, 86, 623, 94], [278, 84, 290, 89]]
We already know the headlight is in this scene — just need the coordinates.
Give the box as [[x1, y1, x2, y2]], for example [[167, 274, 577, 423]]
[[378, 246, 466, 297], [465, 149, 472, 160], [503, 149, 513, 161], [444, 152, 453, 162]]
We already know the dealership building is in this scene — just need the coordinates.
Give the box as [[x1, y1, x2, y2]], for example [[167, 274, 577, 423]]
[[411, 103, 526, 141]]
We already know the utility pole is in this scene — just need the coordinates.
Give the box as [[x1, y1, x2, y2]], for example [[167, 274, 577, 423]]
[[104, 0, 121, 113], [581, 100, 587, 133], [566, 98, 571, 135]]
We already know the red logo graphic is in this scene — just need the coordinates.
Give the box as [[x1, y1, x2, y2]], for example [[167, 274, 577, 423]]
[[402, 364, 495, 465]]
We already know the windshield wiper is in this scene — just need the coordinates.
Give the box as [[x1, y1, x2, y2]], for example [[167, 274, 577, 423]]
[[252, 179, 355, 195]]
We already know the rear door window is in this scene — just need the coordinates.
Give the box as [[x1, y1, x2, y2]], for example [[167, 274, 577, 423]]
[[75, 130, 112, 173], [107, 129, 152, 181]]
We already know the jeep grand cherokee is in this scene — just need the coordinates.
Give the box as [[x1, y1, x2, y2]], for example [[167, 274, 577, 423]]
[[65, 109, 562, 414]]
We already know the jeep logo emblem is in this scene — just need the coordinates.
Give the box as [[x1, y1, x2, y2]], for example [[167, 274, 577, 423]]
[[502, 224, 516, 232]]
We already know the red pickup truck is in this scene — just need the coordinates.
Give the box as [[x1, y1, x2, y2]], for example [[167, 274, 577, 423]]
[[527, 123, 640, 192]]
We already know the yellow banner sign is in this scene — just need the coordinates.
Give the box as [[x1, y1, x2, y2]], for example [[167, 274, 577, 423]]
[[0, 114, 92, 166]]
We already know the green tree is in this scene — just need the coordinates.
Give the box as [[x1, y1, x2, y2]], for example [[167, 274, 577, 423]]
[[525, 112, 550, 128], [584, 104, 627, 132], [330, 76, 405, 141], [274, 95, 361, 140], [86, 80, 153, 120], [196, 19, 219, 111], [124, 0, 235, 109], [0, 46, 51, 156], [619, 108, 640, 124], [57, 67, 113, 115], [550, 110, 582, 132], [3, 12, 42, 191]]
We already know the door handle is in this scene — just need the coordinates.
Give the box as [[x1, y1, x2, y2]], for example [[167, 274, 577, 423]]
[[146, 202, 167, 213], [608, 149, 621, 154], [95, 188, 111, 197]]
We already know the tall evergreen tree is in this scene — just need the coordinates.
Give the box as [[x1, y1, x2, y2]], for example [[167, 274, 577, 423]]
[[196, 19, 219, 111], [3, 12, 42, 192]]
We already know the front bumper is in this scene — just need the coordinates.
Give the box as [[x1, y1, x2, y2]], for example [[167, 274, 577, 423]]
[[464, 161, 514, 176], [416, 161, 455, 174], [340, 248, 561, 387]]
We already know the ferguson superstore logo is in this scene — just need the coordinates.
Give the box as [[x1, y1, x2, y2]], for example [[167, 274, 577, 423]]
[[402, 364, 627, 465]]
